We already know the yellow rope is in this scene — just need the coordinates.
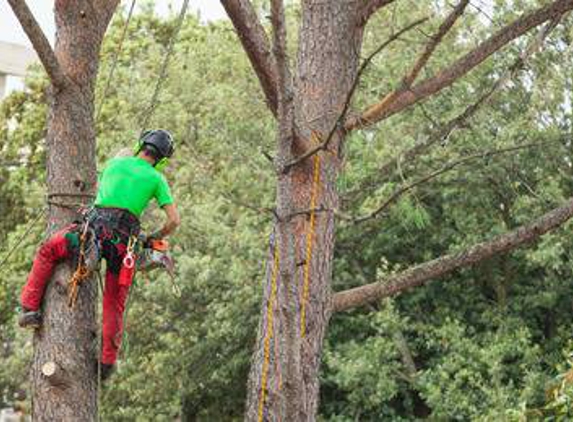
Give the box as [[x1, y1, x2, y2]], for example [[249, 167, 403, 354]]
[[258, 243, 280, 422], [300, 151, 321, 338], [258, 132, 323, 418], [68, 223, 90, 308]]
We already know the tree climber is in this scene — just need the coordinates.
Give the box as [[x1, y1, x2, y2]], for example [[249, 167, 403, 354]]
[[18, 129, 181, 381]]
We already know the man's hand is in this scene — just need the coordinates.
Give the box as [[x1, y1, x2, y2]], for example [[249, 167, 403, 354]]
[[153, 203, 180, 239]]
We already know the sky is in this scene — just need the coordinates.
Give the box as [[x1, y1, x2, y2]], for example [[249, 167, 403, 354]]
[[0, 0, 227, 46], [0, 1, 227, 93]]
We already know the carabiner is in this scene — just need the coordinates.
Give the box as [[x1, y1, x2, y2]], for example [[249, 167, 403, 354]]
[[123, 253, 135, 269]]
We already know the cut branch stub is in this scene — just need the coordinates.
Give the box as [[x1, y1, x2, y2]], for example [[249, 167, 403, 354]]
[[41, 361, 69, 388]]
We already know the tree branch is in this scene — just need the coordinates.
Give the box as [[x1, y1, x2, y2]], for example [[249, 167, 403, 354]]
[[358, 0, 398, 26], [401, 0, 470, 88], [221, 0, 279, 117], [343, 14, 561, 204], [352, 140, 563, 224], [333, 195, 573, 312], [346, 0, 573, 131], [7, 0, 66, 87], [281, 17, 428, 173]]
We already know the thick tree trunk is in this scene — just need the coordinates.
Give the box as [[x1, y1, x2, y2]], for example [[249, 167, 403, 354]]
[[28, 1, 117, 420], [227, 1, 573, 420], [245, 2, 364, 420]]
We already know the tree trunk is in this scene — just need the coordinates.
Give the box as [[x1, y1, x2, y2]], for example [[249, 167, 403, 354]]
[[29, 1, 117, 420], [245, 2, 364, 420]]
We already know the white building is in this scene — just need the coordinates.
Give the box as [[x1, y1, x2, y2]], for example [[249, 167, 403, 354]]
[[0, 41, 37, 98]]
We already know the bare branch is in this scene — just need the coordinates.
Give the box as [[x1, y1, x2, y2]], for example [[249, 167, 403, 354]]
[[281, 17, 429, 173], [7, 0, 66, 87], [353, 140, 563, 224], [346, 0, 573, 131], [221, 0, 279, 117], [333, 195, 573, 312], [393, 330, 417, 378], [221, 192, 275, 218], [358, 0, 398, 26], [344, 15, 561, 203], [402, 0, 470, 88]]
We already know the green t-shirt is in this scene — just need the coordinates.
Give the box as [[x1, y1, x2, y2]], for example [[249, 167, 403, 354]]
[[95, 157, 173, 217]]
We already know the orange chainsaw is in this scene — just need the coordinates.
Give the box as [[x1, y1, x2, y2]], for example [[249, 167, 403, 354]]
[[137, 238, 176, 280]]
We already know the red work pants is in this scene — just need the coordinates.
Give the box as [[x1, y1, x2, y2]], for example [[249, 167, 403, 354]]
[[20, 227, 132, 365]]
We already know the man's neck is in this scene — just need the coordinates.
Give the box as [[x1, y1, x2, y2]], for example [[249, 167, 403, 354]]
[[137, 152, 156, 166]]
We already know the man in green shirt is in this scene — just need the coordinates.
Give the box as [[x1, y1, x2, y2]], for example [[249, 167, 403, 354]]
[[19, 130, 181, 381]]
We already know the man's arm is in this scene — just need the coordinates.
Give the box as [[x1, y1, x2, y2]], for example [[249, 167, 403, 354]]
[[153, 203, 181, 239]]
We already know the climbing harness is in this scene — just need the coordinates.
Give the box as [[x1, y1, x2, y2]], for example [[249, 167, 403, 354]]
[[258, 240, 280, 422], [67, 207, 139, 306]]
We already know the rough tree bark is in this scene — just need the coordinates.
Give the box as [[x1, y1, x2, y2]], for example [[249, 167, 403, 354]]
[[223, 1, 573, 420], [8, 1, 118, 420], [242, 1, 366, 420]]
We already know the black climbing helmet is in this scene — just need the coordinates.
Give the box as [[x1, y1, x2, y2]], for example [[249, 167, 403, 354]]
[[138, 129, 175, 159]]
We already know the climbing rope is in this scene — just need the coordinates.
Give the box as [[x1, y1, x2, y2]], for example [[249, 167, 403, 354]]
[[300, 134, 323, 339], [68, 221, 91, 308], [95, 0, 137, 123], [258, 240, 280, 422], [139, 0, 189, 133], [257, 134, 324, 418]]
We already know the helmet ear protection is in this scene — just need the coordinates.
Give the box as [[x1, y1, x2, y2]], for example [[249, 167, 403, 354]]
[[133, 130, 153, 155], [134, 130, 173, 172], [154, 157, 169, 172]]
